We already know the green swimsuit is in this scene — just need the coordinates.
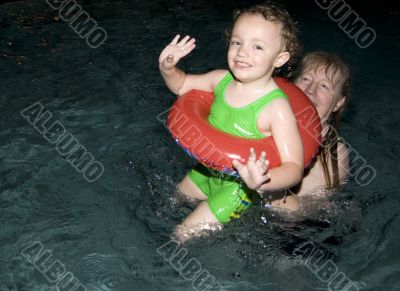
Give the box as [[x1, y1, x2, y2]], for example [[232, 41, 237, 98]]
[[188, 72, 288, 223]]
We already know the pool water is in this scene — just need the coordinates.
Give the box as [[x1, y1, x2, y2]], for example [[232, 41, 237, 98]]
[[0, 0, 399, 290]]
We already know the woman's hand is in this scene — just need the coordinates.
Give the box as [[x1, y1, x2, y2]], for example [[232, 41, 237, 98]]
[[233, 148, 271, 192], [159, 35, 196, 71]]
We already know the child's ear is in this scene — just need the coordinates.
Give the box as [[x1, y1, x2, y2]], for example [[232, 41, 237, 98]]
[[274, 52, 290, 68], [333, 96, 346, 112]]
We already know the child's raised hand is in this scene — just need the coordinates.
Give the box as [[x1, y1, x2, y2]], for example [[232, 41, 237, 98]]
[[232, 148, 271, 191], [159, 34, 196, 70]]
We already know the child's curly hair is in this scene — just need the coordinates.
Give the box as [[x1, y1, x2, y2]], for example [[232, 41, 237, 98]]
[[226, 1, 302, 78]]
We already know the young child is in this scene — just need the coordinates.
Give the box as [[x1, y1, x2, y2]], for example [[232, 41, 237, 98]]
[[159, 2, 303, 242]]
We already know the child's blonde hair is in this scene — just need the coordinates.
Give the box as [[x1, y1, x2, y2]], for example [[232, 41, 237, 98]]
[[226, 1, 302, 77]]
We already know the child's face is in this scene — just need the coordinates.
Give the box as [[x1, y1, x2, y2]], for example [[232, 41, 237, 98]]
[[227, 14, 288, 84], [295, 66, 345, 123]]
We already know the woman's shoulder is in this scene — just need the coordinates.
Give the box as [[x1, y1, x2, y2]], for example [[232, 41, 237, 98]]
[[337, 139, 350, 180]]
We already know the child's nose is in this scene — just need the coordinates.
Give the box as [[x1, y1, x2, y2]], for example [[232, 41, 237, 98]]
[[237, 45, 249, 56]]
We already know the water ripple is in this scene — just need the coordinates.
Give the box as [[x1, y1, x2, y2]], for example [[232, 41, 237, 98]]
[[80, 253, 130, 290]]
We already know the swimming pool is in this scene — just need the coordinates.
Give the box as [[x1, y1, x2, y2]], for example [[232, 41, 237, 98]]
[[1, 0, 399, 290]]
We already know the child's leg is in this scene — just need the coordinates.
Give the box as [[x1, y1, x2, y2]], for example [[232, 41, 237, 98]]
[[174, 201, 222, 243], [181, 200, 219, 225], [178, 175, 208, 201], [172, 165, 226, 243]]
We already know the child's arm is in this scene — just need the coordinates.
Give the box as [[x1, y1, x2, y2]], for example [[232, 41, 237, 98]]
[[232, 148, 271, 190], [159, 35, 195, 95], [234, 99, 304, 192], [159, 34, 226, 95]]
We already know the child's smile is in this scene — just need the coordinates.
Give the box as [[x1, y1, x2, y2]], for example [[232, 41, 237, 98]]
[[233, 60, 252, 69], [227, 13, 285, 84]]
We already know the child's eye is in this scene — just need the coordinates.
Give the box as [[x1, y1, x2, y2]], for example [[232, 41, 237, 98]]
[[230, 41, 240, 46], [255, 45, 263, 50]]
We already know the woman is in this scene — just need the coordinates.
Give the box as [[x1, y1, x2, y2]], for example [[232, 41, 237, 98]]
[[236, 51, 351, 210]]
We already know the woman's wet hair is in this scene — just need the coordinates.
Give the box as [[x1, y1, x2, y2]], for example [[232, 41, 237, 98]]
[[293, 51, 351, 98], [294, 51, 352, 189]]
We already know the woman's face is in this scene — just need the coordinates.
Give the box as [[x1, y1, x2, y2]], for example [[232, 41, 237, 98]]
[[294, 66, 345, 123]]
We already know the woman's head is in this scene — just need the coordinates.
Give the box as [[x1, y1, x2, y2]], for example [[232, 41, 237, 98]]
[[294, 52, 351, 126], [226, 1, 301, 78], [294, 52, 352, 189]]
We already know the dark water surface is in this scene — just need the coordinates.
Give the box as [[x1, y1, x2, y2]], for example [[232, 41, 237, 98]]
[[0, 0, 399, 290]]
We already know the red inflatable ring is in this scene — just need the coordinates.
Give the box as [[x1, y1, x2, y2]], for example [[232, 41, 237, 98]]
[[167, 77, 322, 175]]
